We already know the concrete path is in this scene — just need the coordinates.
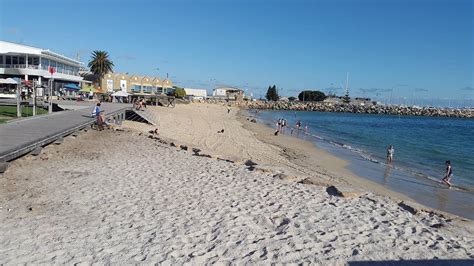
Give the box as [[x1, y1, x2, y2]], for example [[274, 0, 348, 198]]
[[0, 103, 131, 162]]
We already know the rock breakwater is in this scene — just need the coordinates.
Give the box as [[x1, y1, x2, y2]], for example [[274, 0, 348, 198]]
[[244, 101, 473, 118]]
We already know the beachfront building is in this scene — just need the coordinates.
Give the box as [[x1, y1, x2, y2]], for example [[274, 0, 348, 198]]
[[184, 88, 207, 100], [0, 40, 84, 96], [212, 86, 244, 100], [100, 72, 173, 96]]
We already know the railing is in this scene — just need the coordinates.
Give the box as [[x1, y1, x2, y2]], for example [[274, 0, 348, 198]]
[[0, 64, 41, 69], [0, 64, 79, 76], [0, 64, 27, 69]]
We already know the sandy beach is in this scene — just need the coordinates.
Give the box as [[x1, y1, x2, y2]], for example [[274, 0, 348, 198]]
[[1, 103, 473, 264]]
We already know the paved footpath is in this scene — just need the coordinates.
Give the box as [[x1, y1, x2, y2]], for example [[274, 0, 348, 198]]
[[0, 102, 130, 162]]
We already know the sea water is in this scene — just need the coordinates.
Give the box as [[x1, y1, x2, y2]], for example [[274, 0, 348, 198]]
[[255, 110, 474, 219]]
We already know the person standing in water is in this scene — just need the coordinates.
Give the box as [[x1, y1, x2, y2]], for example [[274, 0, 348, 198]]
[[442, 160, 453, 187], [386, 145, 394, 164], [296, 120, 301, 129]]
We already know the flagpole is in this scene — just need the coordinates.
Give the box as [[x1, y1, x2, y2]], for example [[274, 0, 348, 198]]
[[48, 67, 55, 114]]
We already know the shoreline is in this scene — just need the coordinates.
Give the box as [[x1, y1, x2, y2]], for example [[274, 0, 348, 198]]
[[236, 111, 417, 205], [241, 108, 473, 220]]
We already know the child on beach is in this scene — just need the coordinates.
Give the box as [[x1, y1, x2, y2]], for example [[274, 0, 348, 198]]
[[442, 160, 453, 187], [387, 145, 394, 164]]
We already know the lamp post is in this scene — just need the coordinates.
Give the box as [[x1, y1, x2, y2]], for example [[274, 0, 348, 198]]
[[32, 82, 37, 116], [16, 82, 21, 117], [48, 66, 55, 114]]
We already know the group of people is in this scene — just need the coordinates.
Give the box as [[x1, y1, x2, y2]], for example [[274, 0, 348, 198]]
[[274, 119, 310, 136], [386, 145, 453, 187], [274, 118, 288, 135], [134, 98, 147, 111]]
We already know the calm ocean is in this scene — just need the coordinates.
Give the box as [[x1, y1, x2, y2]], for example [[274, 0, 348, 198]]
[[255, 110, 474, 219]]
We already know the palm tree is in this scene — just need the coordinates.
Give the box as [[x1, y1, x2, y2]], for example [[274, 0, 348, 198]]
[[88, 50, 114, 88]]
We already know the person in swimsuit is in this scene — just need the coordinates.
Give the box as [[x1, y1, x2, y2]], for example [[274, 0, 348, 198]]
[[442, 160, 453, 187], [387, 145, 394, 164]]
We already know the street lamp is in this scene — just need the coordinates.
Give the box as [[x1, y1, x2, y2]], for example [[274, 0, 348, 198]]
[[48, 66, 56, 114]]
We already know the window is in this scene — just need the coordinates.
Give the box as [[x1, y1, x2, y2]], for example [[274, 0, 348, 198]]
[[6, 56, 11, 65], [131, 85, 141, 92], [41, 58, 49, 67], [143, 86, 152, 93], [0, 56, 3, 65], [12, 56, 18, 65], [19, 56, 25, 65]]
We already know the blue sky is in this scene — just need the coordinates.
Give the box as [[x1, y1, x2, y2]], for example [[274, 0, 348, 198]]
[[1, 0, 472, 101]]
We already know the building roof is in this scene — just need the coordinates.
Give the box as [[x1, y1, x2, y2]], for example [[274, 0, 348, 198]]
[[153, 77, 162, 86], [129, 75, 144, 84], [162, 79, 173, 88], [214, 86, 242, 91], [142, 76, 153, 85], [0, 40, 83, 66]]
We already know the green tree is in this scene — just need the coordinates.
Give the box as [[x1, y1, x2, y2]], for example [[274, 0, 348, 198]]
[[288, 96, 296, 102], [88, 51, 114, 88], [173, 87, 186, 98], [342, 90, 351, 104], [265, 85, 279, 101], [298, 90, 326, 102]]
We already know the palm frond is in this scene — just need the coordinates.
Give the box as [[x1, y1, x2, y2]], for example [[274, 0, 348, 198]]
[[88, 50, 114, 82]]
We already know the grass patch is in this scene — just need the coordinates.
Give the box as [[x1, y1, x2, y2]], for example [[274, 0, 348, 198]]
[[0, 105, 48, 118]]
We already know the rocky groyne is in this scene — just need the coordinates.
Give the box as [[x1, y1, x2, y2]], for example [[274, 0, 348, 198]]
[[243, 101, 473, 118]]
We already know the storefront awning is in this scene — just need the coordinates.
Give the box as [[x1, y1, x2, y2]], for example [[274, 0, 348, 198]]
[[64, 83, 80, 90]]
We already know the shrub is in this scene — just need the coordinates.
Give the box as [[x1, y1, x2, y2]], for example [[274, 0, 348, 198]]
[[173, 88, 186, 98], [298, 90, 326, 102]]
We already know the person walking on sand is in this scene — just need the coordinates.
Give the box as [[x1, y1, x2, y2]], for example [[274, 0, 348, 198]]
[[387, 145, 394, 164], [442, 160, 453, 187]]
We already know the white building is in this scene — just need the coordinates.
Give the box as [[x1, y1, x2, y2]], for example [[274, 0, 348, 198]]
[[184, 88, 207, 99], [212, 86, 244, 99], [213, 88, 228, 97], [0, 40, 84, 95]]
